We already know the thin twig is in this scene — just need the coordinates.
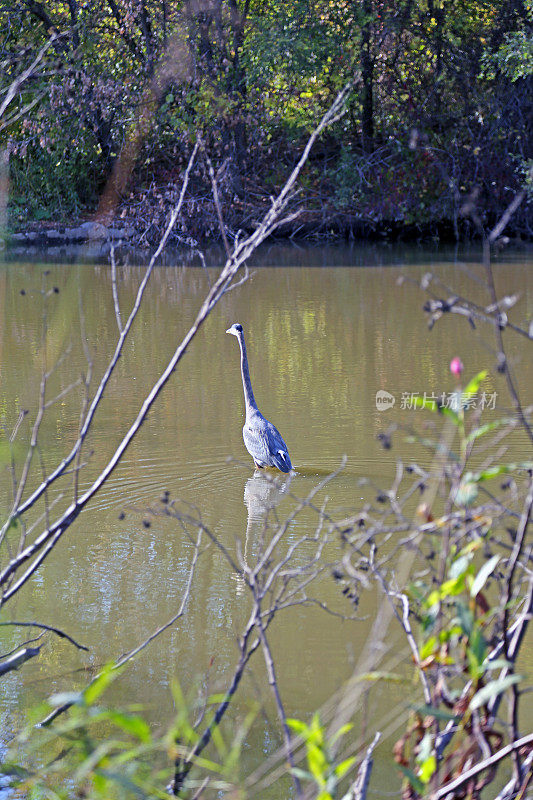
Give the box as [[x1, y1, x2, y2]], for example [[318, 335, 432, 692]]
[[110, 247, 124, 333], [0, 88, 350, 602], [0, 139, 199, 539], [41, 528, 202, 726], [203, 150, 231, 257], [0, 621, 88, 651], [342, 731, 381, 800], [431, 732, 533, 800], [0, 645, 42, 675], [253, 598, 302, 797], [0, 34, 59, 121]]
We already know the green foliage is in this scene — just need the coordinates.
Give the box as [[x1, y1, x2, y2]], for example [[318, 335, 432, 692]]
[[9, 138, 103, 223], [2, 665, 255, 799], [401, 544, 525, 794], [481, 0, 533, 81], [394, 350, 531, 798], [287, 713, 356, 799], [2, 664, 164, 799], [2, 0, 530, 233], [404, 368, 533, 488]]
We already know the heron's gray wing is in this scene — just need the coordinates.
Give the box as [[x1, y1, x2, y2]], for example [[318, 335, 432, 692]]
[[264, 420, 292, 473]]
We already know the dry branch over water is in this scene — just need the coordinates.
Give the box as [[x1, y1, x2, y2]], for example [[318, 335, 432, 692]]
[[0, 49, 531, 800]]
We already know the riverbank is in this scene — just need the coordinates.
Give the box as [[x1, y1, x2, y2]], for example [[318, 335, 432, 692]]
[[8, 188, 530, 253]]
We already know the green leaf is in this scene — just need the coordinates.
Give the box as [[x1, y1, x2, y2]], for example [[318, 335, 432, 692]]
[[470, 675, 522, 710], [107, 712, 151, 743], [440, 574, 466, 598], [466, 628, 487, 679], [334, 756, 357, 779], [470, 555, 500, 597], [419, 754, 437, 784], [84, 663, 120, 706], [463, 370, 488, 398], [93, 769, 146, 797], [410, 395, 439, 413], [466, 648, 482, 680], [425, 589, 440, 608], [456, 601, 474, 637], [331, 722, 353, 744], [307, 744, 328, 785], [465, 462, 533, 484], [420, 635, 438, 660], [226, 706, 257, 774], [469, 627, 487, 666], [309, 730, 323, 748], [465, 417, 513, 444], [440, 406, 461, 424], [207, 693, 228, 704], [210, 720, 227, 759], [410, 395, 460, 424], [398, 764, 425, 795], [287, 718, 308, 736], [449, 554, 472, 580]]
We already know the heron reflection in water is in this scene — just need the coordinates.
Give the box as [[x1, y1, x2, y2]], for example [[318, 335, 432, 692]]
[[232, 471, 292, 596], [226, 323, 292, 473], [244, 471, 291, 523]]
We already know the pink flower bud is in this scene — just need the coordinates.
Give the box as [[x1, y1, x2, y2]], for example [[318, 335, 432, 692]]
[[450, 357, 464, 377]]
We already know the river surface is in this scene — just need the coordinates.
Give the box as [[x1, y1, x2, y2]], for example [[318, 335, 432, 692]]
[[0, 244, 532, 796]]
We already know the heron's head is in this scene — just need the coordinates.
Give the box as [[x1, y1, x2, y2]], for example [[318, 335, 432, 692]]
[[226, 323, 243, 337]]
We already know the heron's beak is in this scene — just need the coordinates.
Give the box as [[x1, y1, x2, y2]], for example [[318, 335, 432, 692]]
[[226, 327, 232, 334]]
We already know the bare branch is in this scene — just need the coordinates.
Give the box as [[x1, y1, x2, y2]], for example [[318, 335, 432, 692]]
[[342, 732, 381, 800], [0, 620, 88, 651], [0, 86, 351, 603], [110, 247, 124, 333], [0, 139, 200, 545], [0, 34, 59, 122], [0, 90, 47, 135], [41, 527, 202, 726], [482, 239, 533, 446], [431, 732, 533, 800], [488, 185, 528, 244], [253, 599, 302, 796], [203, 149, 231, 257], [0, 645, 41, 676]]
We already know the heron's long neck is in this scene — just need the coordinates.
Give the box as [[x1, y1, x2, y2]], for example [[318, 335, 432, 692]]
[[237, 334, 257, 415]]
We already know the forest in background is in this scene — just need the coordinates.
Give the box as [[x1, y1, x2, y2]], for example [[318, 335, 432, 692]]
[[1, 0, 532, 242], [1, 8, 533, 796]]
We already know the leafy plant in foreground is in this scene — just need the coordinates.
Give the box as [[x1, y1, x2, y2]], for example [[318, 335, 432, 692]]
[[2, 664, 255, 799], [287, 713, 356, 799]]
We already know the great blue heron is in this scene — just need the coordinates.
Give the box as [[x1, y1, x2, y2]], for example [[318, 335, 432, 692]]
[[226, 323, 292, 473]]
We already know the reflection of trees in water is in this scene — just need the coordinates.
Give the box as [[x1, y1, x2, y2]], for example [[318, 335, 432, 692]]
[[232, 471, 291, 596]]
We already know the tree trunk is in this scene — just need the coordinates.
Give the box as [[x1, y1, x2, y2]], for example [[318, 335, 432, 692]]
[[361, 0, 374, 152]]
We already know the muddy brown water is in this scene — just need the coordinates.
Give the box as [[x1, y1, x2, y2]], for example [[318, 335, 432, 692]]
[[0, 244, 532, 795]]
